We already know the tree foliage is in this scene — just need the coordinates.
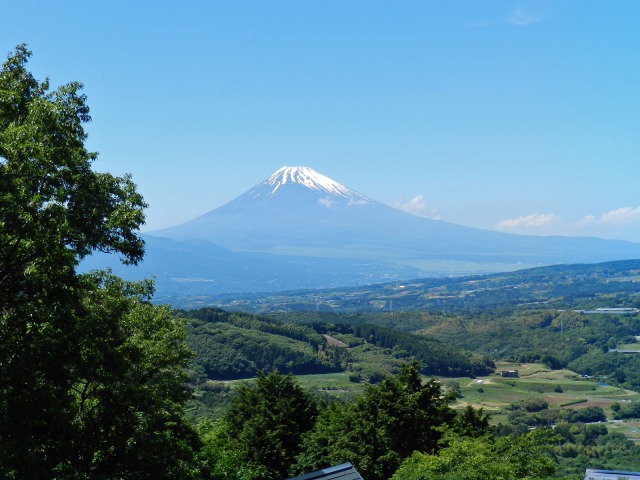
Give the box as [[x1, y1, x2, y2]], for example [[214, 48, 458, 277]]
[[391, 430, 558, 480], [221, 371, 318, 479], [352, 324, 494, 376], [296, 360, 462, 480], [183, 308, 346, 379], [0, 45, 198, 479], [196, 420, 269, 480]]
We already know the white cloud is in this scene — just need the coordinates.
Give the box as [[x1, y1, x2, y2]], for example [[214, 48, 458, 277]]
[[319, 197, 367, 208], [506, 7, 543, 26], [318, 197, 335, 208], [391, 195, 442, 220], [573, 207, 640, 227], [600, 207, 640, 225], [496, 213, 561, 229], [493, 207, 640, 240]]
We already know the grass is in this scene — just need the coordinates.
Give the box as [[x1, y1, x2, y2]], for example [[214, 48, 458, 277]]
[[438, 362, 640, 418], [295, 372, 358, 389], [608, 419, 640, 443]]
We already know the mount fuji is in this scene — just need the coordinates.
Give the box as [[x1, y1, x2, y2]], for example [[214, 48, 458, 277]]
[[83, 166, 640, 297], [154, 166, 640, 264]]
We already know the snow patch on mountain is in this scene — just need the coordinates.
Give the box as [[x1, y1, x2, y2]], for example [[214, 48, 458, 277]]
[[248, 166, 370, 202]]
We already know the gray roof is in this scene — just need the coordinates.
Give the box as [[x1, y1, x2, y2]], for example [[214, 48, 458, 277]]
[[585, 469, 640, 479], [288, 463, 364, 480]]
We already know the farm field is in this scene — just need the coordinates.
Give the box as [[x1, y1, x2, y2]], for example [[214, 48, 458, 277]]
[[294, 372, 365, 400], [437, 362, 640, 436], [287, 362, 640, 436], [289, 362, 640, 422], [615, 341, 640, 351], [443, 362, 639, 413], [188, 361, 640, 436]]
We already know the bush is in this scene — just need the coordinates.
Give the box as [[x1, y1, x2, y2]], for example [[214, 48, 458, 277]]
[[507, 398, 549, 412], [565, 406, 606, 423]]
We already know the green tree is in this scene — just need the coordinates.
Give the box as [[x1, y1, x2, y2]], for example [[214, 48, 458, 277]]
[[391, 430, 558, 480], [197, 420, 269, 480], [296, 360, 456, 480], [455, 405, 492, 438], [0, 45, 199, 478], [220, 371, 318, 479], [65, 273, 200, 478]]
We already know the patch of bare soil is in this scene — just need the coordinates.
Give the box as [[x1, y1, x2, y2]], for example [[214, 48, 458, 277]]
[[323, 334, 348, 348]]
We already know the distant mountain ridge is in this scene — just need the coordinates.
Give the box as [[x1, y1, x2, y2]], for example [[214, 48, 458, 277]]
[[186, 258, 640, 314], [153, 166, 640, 263], [84, 166, 640, 298]]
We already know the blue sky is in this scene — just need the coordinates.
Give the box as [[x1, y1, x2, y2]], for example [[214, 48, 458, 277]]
[[4, 1, 640, 241]]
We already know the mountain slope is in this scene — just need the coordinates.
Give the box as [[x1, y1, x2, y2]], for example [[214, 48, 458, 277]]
[[152, 166, 640, 265], [80, 235, 425, 298]]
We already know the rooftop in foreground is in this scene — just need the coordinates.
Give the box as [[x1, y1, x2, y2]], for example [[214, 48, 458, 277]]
[[584, 468, 640, 479], [287, 462, 364, 480]]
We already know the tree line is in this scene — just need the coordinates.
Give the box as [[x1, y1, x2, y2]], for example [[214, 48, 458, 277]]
[[201, 363, 558, 480], [181, 307, 494, 381]]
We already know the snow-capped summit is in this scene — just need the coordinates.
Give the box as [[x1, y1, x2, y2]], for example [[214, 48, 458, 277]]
[[246, 166, 370, 203]]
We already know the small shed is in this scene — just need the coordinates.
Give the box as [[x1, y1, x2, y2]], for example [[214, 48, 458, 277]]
[[500, 370, 519, 378], [288, 462, 364, 480]]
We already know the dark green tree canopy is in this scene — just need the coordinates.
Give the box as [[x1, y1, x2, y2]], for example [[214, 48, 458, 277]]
[[0, 44, 146, 272], [222, 371, 318, 479], [390, 430, 558, 480], [0, 45, 198, 479]]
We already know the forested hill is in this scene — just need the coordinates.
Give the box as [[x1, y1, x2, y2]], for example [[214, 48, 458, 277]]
[[180, 308, 494, 381], [174, 258, 640, 313]]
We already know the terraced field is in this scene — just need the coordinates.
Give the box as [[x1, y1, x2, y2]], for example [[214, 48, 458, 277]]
[[439, 362, 640, 432]]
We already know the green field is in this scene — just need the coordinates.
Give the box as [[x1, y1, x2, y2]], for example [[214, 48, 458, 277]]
[[294, 372, 365, 399], [290, 362, 640, 432], [440, 362, 638, 417], [616, 342, 640, 351], [288, 362, 640, 418]]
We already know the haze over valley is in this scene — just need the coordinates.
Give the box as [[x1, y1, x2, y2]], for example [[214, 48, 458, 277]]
[[84, 166, 640, 298]]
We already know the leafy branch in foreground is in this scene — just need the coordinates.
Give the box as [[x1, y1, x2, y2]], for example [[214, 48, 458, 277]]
[[0, 45, 198, 479]]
